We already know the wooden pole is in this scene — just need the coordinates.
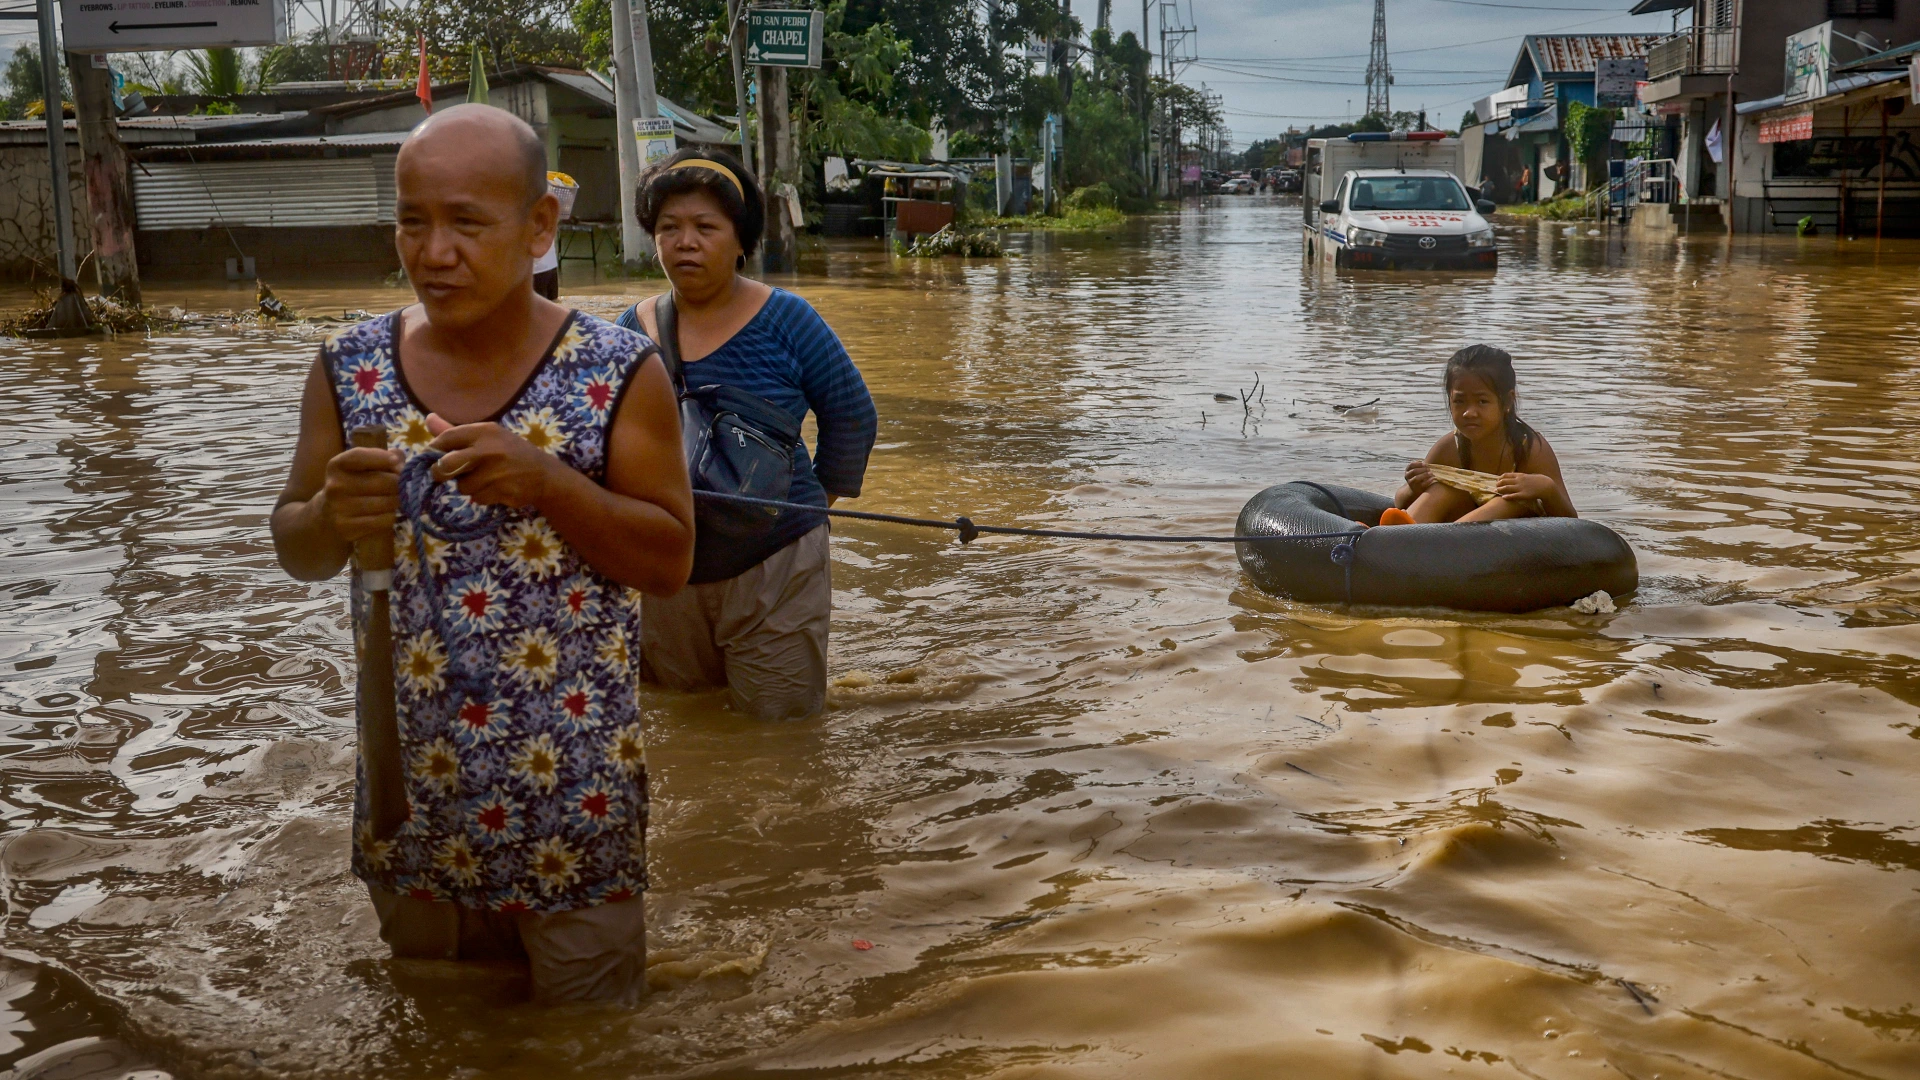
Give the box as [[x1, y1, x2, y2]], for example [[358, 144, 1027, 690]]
[[350, 425, 408, 841], [609, 0, 649, 266], [65, 52, 140, 305], [756, 62, 793, 272]]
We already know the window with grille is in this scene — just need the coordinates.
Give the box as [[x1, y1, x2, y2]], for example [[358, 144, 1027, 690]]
[[1827, 0, 1894, 17]]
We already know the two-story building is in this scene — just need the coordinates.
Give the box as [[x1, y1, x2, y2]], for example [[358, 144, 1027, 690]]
[[1632, 0, 1920, 233], [1469, 35, 1660, 201]]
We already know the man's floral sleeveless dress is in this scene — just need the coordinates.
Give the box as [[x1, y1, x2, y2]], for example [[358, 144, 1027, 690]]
[[323, 310, 656, 913]]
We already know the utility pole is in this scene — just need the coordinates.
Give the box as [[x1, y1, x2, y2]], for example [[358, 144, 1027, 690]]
[[609, 0, 648, 265], [1364, 0, 1390, 119], [65, 51, 140, 303], [1141, 0, 1151, 199], [727, 0, 753, 176], [37, 0, 76, 286], [989, 0, 1011, 214], [756, 64, 794, 271]]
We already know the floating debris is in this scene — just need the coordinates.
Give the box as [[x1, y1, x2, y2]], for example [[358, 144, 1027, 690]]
[[257, 281, 297, 320], [0, 288, 188, 337], [901, 225, 1003, 258]]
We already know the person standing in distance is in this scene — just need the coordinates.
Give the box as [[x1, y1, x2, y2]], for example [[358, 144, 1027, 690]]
[[617, 149, 876, 722], [271, 104, 694, 1003]]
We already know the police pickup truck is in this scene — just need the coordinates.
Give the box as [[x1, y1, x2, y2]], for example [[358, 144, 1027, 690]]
[[1302, 132, 1498, 271]]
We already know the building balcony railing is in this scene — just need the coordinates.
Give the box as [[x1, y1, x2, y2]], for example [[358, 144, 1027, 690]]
[[1646, 26, 1736, 81]]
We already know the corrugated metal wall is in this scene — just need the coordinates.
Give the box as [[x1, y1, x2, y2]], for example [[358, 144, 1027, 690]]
[[133, 158, 382, 230]]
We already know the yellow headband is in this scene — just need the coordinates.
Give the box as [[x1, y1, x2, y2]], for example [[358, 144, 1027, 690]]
[[670, 159, 745, 199]]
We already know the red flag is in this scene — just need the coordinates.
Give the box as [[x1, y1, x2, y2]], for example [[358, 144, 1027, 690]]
[[415, 33, 432, 114]]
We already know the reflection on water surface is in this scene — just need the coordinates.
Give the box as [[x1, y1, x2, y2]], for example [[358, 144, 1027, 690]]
[[1, 199, 1917, 1078]]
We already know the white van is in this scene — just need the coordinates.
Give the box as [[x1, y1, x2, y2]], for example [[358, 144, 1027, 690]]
[[1302, 133, 1498, 271]]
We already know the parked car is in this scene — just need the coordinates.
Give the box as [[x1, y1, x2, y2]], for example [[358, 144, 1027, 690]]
[[1223, 177, 1255, 195]]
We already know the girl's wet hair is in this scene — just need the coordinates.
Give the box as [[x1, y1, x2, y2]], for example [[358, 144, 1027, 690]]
[[636, 148, 765, 263], [1444, 344, 1535, 467]]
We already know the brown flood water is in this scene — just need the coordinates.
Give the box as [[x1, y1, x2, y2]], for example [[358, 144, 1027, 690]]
[[1, 200, 1917, 1080]]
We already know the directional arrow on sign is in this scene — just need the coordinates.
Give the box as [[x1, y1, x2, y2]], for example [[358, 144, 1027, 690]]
[[111, 19, 219, 32]]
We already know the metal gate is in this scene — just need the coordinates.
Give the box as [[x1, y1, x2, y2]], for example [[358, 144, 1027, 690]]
[[133, 158, 384, 230]]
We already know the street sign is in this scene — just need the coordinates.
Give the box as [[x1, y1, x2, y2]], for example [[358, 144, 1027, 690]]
[[1594, 58, 1645, 107], [745, 8, 823, 69], [60, 0, 288, 52]]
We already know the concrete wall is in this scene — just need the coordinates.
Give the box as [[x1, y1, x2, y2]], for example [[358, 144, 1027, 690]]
[[0, 140, 94, 283]]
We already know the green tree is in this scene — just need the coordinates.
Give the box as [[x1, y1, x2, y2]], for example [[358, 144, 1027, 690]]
[[1, 44, 68, 120], [384, 0, 584, 81], [569, 0, 735, 115], [1064, 85, 1138, 191], [1563, 99, 1619, 185], [186, 49, 244, 96], [793, 0, 930, 162], [1461, 108, 1480, 131]]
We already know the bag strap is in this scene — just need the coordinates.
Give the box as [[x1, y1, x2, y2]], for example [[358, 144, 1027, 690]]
[[653, 292, 686, 390]]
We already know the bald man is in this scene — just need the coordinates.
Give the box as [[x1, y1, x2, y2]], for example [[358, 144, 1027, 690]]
[[271, 104, 693, 1003]]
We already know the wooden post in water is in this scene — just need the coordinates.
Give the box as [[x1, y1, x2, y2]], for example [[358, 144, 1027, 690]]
[[350, 426, 408, 840], [65, 51, 140, 305]]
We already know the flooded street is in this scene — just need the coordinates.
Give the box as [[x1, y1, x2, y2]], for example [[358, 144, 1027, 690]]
[[2, 198, 1918, 1079]]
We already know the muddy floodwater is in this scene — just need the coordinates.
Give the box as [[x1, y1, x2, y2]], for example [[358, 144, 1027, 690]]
[[2, 200, 1918, 1080]]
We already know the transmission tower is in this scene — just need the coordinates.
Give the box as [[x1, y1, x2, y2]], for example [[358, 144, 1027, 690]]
[[285, 0, 388, 81], [1364, 0, 1391, 118]]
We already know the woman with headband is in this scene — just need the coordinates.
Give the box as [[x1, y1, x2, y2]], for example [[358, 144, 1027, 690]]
[[618, 148, 876, 721]]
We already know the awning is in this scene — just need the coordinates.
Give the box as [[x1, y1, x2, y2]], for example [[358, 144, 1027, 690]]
[[1736, 68, 1908, 117], [1502, 104, 1559, 140], [1627, 0, 1689, 12]]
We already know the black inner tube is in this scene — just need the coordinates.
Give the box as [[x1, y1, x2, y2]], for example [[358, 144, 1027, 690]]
[[1236, 481, 1638, 613]]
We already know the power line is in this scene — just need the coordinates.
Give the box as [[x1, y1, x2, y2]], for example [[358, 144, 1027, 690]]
[[1193, 14, 1635, 63], [1424, 0, 1619, 8], [1192, 61, 1501, 88]]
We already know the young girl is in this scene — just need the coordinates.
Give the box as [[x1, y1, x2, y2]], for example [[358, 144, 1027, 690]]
[[1383, 344, 1577, 525]]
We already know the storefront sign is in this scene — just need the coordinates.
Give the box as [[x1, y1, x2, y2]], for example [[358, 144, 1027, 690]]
[[745, 9, 824, 69], [1783, 22, 1831, 105], [59, 0, 288, 52], [1759, 107, 1814, 144]]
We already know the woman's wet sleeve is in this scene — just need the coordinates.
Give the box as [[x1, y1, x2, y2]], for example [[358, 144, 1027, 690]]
[[788, 298, 876, 499]]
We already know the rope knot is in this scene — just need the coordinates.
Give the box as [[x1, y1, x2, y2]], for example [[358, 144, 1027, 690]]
[[955, 516, 979, 545], [400, 451, 508, 543]]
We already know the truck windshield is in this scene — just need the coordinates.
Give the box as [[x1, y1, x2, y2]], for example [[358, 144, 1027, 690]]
[[1349, 177, 1469, 212]]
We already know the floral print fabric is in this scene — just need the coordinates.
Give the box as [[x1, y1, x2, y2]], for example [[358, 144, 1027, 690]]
[[324, 310, 655, 913]]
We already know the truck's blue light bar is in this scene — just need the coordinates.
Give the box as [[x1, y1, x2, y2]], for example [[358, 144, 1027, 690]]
[[1346, 131, 1448, 142]]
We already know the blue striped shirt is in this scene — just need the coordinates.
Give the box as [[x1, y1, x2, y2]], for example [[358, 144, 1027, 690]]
[[618, 288, 876, 551]]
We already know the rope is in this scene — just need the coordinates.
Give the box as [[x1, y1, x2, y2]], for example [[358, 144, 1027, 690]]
[[691, 490, 1368, 546], [394, 461, 1371, 615]]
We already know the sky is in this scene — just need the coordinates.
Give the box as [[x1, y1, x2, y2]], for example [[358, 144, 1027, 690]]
[[4, 0, 1680, 146], [1070, 0, 1680, 145]]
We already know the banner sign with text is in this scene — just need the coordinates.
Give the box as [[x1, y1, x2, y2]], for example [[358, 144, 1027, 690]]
[[1758, 107, 1814, 144], [60, 0, 288, 52], [745, 9, 824, 69]]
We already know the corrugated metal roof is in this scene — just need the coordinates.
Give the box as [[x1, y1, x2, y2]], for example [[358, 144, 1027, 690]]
[[1530, 34, 1661, 75], [134, 158, 386, 230], [1509, 34, 1662, 86]]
